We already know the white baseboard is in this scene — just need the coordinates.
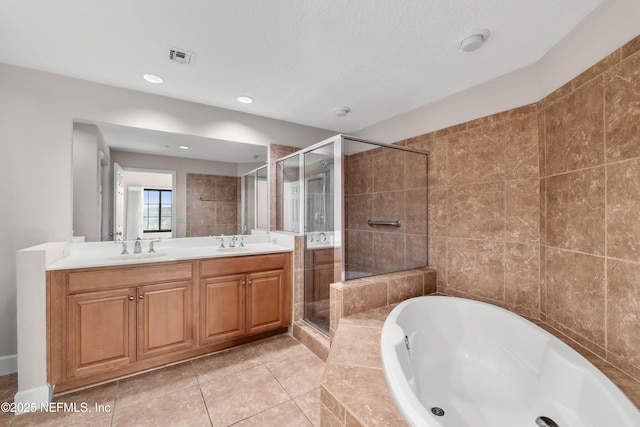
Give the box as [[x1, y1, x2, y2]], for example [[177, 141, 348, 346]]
[[0, 354, 17, 376], [13, 385, 54, 413]]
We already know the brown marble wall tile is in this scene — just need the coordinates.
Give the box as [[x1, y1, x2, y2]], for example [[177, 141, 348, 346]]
[[405, 189, 427, 234], [429, 236, 447, 291], [447, 238, 504, 301], [346, 155, 373, 195], [505, 113, 539, 180], [448, 182, 505, 240], [340, 281, 388, 317], [605, 51, 640, 162], [388, 272, 423, 304], [607, 259, 640, 372], [428, 186, 447, 236], [545, 248, 605, 347], [608, 157, 640, 262], [373, 149, 405, 192], [373, 232, 406, 273], [346, 194, 373, 231], [447, 125, 505, 186], [373, 191, 405, 229], [346, 230, 374, 271], [504, 243, 539, 311], [423, 134, 448, 187], [544, 78, 604, 175], [506, 178, 540, 243], [405, 150, 428, 189], [406, 234, 427, 269], [545, 167, 605, 255]]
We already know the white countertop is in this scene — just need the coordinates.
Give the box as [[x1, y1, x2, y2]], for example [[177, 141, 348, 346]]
[[47, 235, 293, 270]]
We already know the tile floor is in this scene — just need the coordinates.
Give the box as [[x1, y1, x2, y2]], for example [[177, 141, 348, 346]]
[[0, 334, 325, 427]]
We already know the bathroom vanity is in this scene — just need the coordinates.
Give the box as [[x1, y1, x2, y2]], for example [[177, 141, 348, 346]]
[[45, 238, 292, 393]]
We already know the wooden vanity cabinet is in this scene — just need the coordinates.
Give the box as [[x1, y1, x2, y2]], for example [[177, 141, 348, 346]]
[[48, 252, 292, 393], [48, 261, 196, 389], [199, 253, 292, 346]]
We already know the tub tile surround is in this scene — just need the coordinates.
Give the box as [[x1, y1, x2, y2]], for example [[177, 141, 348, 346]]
[[321, 303, 640, 427], [396, 34, 640, 389]]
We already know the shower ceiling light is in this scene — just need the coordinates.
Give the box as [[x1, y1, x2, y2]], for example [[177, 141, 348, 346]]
[[460, 29, 490, 52]]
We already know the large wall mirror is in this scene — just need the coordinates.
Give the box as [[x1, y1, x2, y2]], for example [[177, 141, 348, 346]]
[[72, 119, 269, 242]]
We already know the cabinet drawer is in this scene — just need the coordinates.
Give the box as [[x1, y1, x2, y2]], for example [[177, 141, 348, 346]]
[[200, 253, 288, 277], [67, 263, 193, 294]]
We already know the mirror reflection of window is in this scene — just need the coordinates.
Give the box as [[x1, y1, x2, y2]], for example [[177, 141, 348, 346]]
[[144, 189, 172, 232]]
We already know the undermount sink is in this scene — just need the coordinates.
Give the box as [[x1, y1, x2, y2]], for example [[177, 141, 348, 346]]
[[108, 252, 167, 261], [216, 246, 251, 253]]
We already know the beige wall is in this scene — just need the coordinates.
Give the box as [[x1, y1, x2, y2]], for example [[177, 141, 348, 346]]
[[400, 35, 640, 382]]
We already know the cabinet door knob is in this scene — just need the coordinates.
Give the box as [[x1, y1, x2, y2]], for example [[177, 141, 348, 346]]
[[129, 296, 134, 301], [241, 281, 246, 285], [138, 295, 144, 299], [248, 280, 252, 285]]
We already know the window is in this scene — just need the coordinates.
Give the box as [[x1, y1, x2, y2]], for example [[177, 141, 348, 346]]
[[143, 189, 172, 232]]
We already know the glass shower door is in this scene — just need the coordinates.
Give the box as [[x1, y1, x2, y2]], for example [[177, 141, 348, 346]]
[[303, 144, 336, 334]]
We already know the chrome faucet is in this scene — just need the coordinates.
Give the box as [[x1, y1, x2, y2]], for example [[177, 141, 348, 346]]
[[149, 239, 160, 253], [217, 235, 226, 248], [134, 237, 142, 254], [115, 241, 128, 255], [230, 236, 238, 248], [318, 232, 327, 242], [240, 236, 246, 247]]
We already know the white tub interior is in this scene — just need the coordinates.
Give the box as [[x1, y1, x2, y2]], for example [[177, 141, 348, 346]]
[[381, 296, 640, 427]]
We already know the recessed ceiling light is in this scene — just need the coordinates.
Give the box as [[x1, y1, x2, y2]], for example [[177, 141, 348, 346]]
[[237, 96, 254, 104], [143, 73, 164, 84], [178, 145, 190, 150]]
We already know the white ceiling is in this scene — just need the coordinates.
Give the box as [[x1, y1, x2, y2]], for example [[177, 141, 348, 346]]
[[1, 0, 603, 134]]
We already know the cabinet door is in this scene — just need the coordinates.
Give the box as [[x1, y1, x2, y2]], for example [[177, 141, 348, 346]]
[[246, 269, 286, 335], [200, 274, 246, 346], [68, 288, 136, 378], [137, 281, 194, 359]]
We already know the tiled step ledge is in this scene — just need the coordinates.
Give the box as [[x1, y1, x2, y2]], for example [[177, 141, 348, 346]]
[[320, 305, 402, 427], [320, 301, 640, 427], [329, 268, 436, 341]]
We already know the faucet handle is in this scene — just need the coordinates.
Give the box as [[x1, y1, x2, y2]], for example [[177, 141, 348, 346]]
[[216, 235, 226, 248], [230, 236, 238, 248], [240, 236, 247, 247], [115, 241, 128, 255]]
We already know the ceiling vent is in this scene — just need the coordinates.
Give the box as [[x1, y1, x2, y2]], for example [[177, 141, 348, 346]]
[[168, 48, 195, 64]]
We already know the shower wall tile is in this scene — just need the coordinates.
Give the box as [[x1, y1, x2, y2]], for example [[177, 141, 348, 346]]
[[545, 167, 605, 255], [345, 230, 374, 271], [447, 182, 505, 240], [405, 189, 427, 235], [373, 149, 405, 192], [373, 191, 405, 230], [405, 151, 428, 189], [346, 155, 373, 195], [345, 194, 373, 230], [505, 178, 539, 243], [545, 248, 605, 348], [428, 236, 447, 291], [373, 232, 405, 273], [447, 238, 504, 301], [608, 157, 640, 262], [544, 78, 604, 176], [406, 235, 427, 269], [186, 173, 239, 237], [607, 259, 640, 371], [387, 272, 423, 305]]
